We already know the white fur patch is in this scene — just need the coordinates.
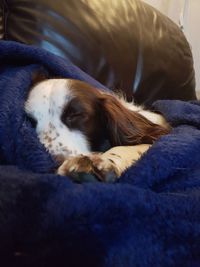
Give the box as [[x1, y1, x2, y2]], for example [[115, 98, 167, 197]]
[[25, 79, 90, 158]]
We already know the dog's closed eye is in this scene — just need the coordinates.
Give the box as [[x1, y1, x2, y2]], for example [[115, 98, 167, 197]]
[[63, 112, 83, 127], [61, 98, 88, 129], [61, 107, 83, 126]]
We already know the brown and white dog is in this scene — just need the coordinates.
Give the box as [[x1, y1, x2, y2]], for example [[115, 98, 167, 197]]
[[25, 79, 170, 181]]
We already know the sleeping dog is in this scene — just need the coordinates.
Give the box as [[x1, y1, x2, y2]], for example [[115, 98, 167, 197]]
[[25, 79, 170, 181]]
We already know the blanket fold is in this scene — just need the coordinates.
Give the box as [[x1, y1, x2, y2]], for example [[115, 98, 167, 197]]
[[0, 41, 200, 267]]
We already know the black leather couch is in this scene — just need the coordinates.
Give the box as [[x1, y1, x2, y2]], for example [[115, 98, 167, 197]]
[[0, 0, 197, 107]]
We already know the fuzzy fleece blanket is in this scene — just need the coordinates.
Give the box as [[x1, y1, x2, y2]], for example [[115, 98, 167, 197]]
[[0, 41, 200, 267]]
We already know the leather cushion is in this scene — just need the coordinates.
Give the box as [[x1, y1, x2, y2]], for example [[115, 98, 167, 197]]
[[2, 0, 197, 106]]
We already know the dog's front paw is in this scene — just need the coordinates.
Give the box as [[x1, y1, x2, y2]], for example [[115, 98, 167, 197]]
[[91, 144, 152, 180], [57, 144, 151, 183], [57, 154, 93, 177], [57, 153, 118, 182]]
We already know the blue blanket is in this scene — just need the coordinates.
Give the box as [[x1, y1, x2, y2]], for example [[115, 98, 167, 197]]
[[0, 41, 200, 267]]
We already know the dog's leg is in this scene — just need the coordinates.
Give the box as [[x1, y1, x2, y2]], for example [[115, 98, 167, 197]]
[[57, 144, 151, 182]]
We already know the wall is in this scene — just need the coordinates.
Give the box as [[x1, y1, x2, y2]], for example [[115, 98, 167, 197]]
[[143, 0, 184, 25], [143, 0, 200, 97]]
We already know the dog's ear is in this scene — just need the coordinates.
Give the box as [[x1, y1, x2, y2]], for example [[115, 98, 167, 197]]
[[100, 94, 169, 146]]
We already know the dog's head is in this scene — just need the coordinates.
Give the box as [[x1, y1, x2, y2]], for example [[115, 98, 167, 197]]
[[25, 79, 108, 161], [25, 79, 169, 161]]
